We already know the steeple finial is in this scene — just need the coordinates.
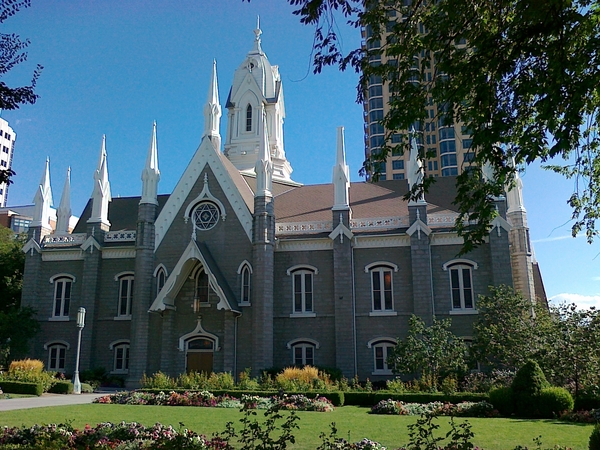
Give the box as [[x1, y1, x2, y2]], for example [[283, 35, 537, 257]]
[[31, 157, 53, 231], [407, 128, 426, 204], [203, 60, 222, 150], [255, 107, 272, 197], [253, 16, 263, 53], [55, 166, 72, 234], [332, 126, 350, 210], [88, 135, 111, 227], [140, 121, 161, 205]]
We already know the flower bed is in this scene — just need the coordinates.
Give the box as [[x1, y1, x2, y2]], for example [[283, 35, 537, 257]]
[[560, 408, 600, 423], [370, 399, 496, 417], [0, 422, 229, 449], [93, 390, 334, 412]]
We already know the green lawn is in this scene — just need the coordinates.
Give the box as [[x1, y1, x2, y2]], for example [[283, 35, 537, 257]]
[[0, 404, 593, 449]]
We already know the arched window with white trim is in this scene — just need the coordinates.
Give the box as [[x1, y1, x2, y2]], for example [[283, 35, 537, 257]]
[[155, 266, 167, 297], [194, 267, 211, 308], [287, 339, 319, 366], [367, 338, 396, 375], [45, 341, 70, 372], [50, 274, 75, 320], [115, 273, 134, 318], [246, 104, 253, 132], [365, 262, 398, 313], [443, 259, 478, 312], [109, 340, 130, 374], [240, 263, 251, 305], [287, 265, 318, 316]]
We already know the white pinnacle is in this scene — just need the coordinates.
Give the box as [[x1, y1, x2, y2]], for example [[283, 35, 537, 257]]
[[203, 60, 222, 150], [255, 108, 272, 197], [56, 166, 72, 234], [332, 126, 350, 210], [31, 157, 53, 230], [407, 130, 425, 204], [141, 121, 160, 205], [88, 135, 112, 226]]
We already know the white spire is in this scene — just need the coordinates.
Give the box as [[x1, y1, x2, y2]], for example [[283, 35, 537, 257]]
[[55, 166, 72, 234], [255, 108, 272, 197], [31, 157, 53, 230], [253, 15, 263, 54], [88, 135, 111, 226], [407, 130, 425, 204], [332, 126, 350, 210], [203, 60, 222, 150], [140, 121, 161, 205], [506, 157, 526, 213]]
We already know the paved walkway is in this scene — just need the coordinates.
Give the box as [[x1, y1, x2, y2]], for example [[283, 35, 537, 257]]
[[0, 392, 109, 411]]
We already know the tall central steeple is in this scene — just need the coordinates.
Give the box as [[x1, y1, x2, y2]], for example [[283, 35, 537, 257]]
[[224, 21, 294, 183]]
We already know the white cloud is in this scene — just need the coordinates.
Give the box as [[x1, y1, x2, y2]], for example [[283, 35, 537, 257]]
[[549, 293, 600, 309], [532, 234, 584, 244]]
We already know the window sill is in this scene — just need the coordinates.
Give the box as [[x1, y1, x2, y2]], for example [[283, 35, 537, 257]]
[[289, 312, 316, 318], [372, 370, 393, 376], [239, 303, 251, 307], [48, 316, 70, 322], [114, 315, 132, 321], [369, 311, 397, 317], [111, 370, 129, 375], [449, 309, 478, 315]]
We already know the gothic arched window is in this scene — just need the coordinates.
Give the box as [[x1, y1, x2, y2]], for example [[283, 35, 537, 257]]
[[246, 104, 252, 132]]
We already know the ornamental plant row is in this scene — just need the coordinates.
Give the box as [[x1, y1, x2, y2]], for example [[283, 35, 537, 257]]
[[370, 399, 498, 417]]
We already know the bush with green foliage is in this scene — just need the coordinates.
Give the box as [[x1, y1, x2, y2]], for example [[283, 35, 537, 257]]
[[0, 380, 42, 396], [512, 360, 550, 417], [48, 381, 73, 394], [538, 387, 574, 418], [590, 423, 600, 450], [489, 387, 514, 416]]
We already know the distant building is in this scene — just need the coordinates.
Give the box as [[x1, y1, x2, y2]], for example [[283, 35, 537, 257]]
[[0, 204, 78, 235], [0, 117, 16, 207]]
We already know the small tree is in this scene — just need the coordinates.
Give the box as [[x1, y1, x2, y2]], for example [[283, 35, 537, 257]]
[[388, 315, 467, 390]]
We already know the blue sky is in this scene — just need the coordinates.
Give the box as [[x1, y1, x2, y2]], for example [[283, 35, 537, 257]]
[[3, 0, 598, 308]]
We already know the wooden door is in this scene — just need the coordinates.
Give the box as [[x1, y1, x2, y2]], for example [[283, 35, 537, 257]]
[[186, 352, 213, 374]]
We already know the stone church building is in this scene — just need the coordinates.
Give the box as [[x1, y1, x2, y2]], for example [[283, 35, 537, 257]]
[[20, 26, 544, 385]]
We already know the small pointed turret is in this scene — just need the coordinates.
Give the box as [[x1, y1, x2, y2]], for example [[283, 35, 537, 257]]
[[31, 157, 53, 230], [203, 60, 222, 150], [255, 108, 272, 197], [140, 122, 160, 205], [252, 15, 263, 54], [55, 167, 72, 234], [88, 135, 111, 227], [407, 130, 425, 204], [332, 126, 350, 210], [506, 157, 525, 213]]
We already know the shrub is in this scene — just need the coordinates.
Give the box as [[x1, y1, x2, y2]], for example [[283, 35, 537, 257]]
[[441, 375, 458, 395], [81, 382, 94, 393], [386, 378, 406, 393], [538, 387, 574, 418], [9, 359, 44, 374], [511, 360, 550, 417], [371, 399, 408, 415], [1, 364, 55, 392], [48, 381, 74, 394], [590, 423, 600, 450], [140, 371, 176, 390], [489, 386, 514, 416], [0, 380, 43, 396]]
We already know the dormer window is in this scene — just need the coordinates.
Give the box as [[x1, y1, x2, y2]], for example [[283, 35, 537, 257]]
[[246, 104, 252, 132]]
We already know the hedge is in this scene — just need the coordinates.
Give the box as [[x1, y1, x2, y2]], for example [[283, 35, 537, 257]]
[[0, 380, 43, 396], [345, 392, 489, 407], [48, 381, 74, 394], [574, 394, 600, 412], [139, 389, 345, 406]]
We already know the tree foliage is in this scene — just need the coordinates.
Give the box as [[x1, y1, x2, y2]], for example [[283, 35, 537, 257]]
[[0, 0, 42, 185], [388, 314, 467, 389], [276, 0, 600, 251]]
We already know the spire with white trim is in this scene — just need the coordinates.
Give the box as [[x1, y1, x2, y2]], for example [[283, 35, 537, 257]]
[[55, 166, 72, 234], [88, 135, 111, 226], [203, 60, 222, 150], [332, 126, 350, 210], [140, 122, 160, 205], [407, 130, 425, 204], [255, 108, 272, 197], [31, 157, 53, 230]]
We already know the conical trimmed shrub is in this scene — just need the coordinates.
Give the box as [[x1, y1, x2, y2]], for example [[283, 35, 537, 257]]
[[511, 360, 550, 417]]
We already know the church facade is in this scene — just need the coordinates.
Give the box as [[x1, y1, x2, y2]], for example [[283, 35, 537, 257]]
[[20, 26, 544, 385]]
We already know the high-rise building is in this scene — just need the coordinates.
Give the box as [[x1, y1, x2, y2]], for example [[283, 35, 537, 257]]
[[0, 117, 16, 207], [363, 20, 473, 180]]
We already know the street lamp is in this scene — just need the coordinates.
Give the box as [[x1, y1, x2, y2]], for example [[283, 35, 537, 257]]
[[73, 307, 86, 394]]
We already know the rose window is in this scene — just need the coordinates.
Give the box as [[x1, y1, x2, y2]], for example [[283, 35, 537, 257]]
[[193, 202, 220, 231]]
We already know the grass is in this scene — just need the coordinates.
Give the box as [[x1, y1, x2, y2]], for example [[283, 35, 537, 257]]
[[0, 404, 594, 449]]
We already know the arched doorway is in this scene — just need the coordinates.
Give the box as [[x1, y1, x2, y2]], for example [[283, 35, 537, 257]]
[[185, 337, 214, 374]]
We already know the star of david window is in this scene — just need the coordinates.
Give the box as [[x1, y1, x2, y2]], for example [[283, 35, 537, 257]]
[[193, 202, 220, 231]]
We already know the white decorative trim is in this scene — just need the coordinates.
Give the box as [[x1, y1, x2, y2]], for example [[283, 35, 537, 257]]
[[184, 172, 227, 222], [105, 230, 136, 242], [353, 235, 410, 248], [490, 216, 511, 236], [42, 250, 84, 261], [276, 221, 333, 235], [236, 260, 253, 274], [407, 218, 432, 238], [113, 315, 132, 321], [364, 261, 399, 273], [23, 239, 41, 256], [449, 309, 479, 315], [114, 271, 135, 281], [276, 238, 333, 252], [442, 259, 479, 271], [286, 338, 320, 349], [329, 221, 353, 243], [81, 236, 101, 253], [369, 311, 398, 317], [430, 233, 464, 246], [48, 316, 70, 322], [49, 273, 76, 283], [351, 216, 408, 230], [42, 233, 87, 247], [289, 312, 317, 318], [286, 264, 319, 276], [154, 137, 253, 249], [109, 339, 130, 350], [366, 337, 397, 348], [427, 213, 459, 226], [154, 264, 169, 277], [103, 248, 136, 259], [44, 340, 71, 350], [178, 317, 220, 351]]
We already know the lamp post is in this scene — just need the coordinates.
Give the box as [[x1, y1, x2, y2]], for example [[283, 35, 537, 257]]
[[73, 307, 86, 394]]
